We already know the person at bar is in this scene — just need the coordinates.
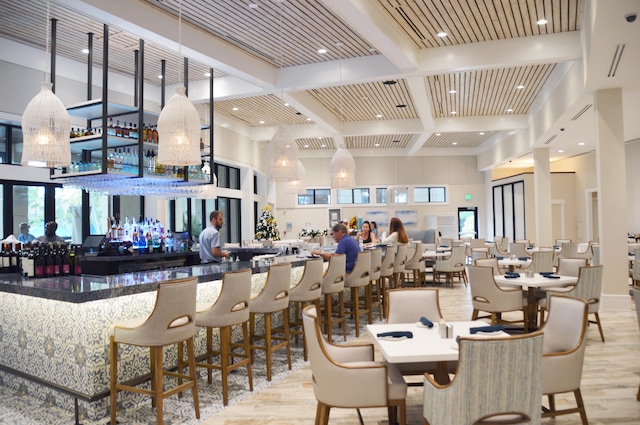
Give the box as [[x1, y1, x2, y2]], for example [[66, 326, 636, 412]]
[[356, 220, 377, 246], [382, 217, 409, 244], [36, 221, 66, 244], [312, 223, 360, 273], [199, 210, 230, 263], [18, 222, 35, 243]]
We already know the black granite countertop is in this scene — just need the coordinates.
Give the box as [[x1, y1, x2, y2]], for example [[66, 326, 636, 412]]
[[0, 256, 308, 303]]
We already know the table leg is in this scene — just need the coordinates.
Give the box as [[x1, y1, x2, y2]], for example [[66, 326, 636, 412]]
[[434, 361, 450, 384], [525, 287, 537, 330]]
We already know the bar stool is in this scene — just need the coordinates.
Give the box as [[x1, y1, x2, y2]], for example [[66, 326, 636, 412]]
[[378, 245, 396, 318], [320, 254, 347, 342], [249, 262, 292, 381], [288, 257, 323, 360], [195, 269, 253, 406], [392, 243, 408, 288], [109, 277, 199, 425], [368, 248, 383, 320], [343, 250, 372, 337], [404, 241, 425, 287]]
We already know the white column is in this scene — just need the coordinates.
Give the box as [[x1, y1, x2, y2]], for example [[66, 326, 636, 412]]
[[533, 147, 552, 247], [594, 88, 629, 309]]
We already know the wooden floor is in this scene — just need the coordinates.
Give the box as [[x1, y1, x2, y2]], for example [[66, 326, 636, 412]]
[[202, 279, 640, 425]]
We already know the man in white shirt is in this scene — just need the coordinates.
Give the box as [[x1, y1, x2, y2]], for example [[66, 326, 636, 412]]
[[199, 211, 231, 263]]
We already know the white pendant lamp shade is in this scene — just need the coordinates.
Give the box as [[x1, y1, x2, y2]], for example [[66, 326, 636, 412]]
[[21, 82, 71, 168], [267, 125, 299, 181], [157, 86, 201, 166], [330, 144, 356, 189], [285, 160, 307, 194]]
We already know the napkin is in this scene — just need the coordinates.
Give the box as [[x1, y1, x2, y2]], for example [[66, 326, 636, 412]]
[[527, 245, 534, 249], [553, 245, 560, 249], [419, 317, 434, 328], [496, 256, 504, 260], [518, 257, 530, 261], [505, 272, 520, 277], [540, 272, 554, 276], [469, 325, 505, 334], [377, 331, 413, 339], [544, 275, 561, 279], [504, 275, 520, 279]]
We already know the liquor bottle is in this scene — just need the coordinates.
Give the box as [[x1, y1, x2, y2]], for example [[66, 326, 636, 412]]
[[117, 220, 124, 241], [72, 245, 82, 275], [68, 245, 75, 276], [131, 123, 138, 140], [84, 127, 94, 136], [62, 245, 70, 275], [108, 117, 115, 136], [115, 120, 122, 137], [70, 128, 77, 139], [110, 217, 117, 240], [152, 125, 159, 144], [52, 243, 61, 276], [142, 124, 148, 143], [35, 245, 45, 278]]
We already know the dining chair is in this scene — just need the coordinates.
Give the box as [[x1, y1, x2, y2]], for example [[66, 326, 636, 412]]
[[404, 241, 425, 287], [302, 305, 407, 425], [423, 331, 543, 425], [320, 254, 347, 342], [631, 286, 640, 400], [468, 265, 528, 331], [195, 269, 253, 406], [392, 243, 408, 288], [343, 250, 372, 337], [494, 236, 509, 254], [249, 262, 292, 381], [553, 241, 574, 268], [439, 237, 453, 248], [526, 250, 554, 273], [470, 247, 488, 261], [540, 295, 589, 425], [570, 241, 594, 264], [539, 265, 605, 342], [556, 258, 589, 277], [288, 258, 323, 361], [508, 242, 531, 258], [632, 249, 640, 286], [555, 238, 572, 246], [433, 245, 467, 287], [109, 277, 200, 425], [367, 248, 384, 320]]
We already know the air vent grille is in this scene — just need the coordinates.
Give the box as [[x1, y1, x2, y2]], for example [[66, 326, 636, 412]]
[[544, 135, 557, 145], [571, 104, 592, 121], [608, 44, 625, 78]]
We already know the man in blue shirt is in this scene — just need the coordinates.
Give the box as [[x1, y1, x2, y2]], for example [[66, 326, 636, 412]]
[[18, 222, 35, 243], [199, 211, 231, 264], [313, 223, 360, 273]]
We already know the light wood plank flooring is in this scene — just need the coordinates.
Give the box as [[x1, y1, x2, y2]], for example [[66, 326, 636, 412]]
[[203, 281, 640, 425]]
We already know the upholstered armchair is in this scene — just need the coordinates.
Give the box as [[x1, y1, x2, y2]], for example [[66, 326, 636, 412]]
[[433, 245, 467, 287], [302, 305, 407, 425]]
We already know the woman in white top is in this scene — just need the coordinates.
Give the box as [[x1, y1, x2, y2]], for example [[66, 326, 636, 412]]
[[382, 217, 409, 244]]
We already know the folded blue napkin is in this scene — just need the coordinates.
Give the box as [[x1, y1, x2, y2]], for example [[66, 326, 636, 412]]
[[553, 245, 560, 249], [505, 272, 520, 277], [540, 272, 554, 276], [377, 331, 413, 339], [469, 325, 505, 334], [518, 257, 530, 261], [419, 317, 434, 328], [504, 275, 520, 279], [544, 275, 561, 279], [527, 246, 534, 249], [439, 245, 448, 248], [496, 256, 504, 260]]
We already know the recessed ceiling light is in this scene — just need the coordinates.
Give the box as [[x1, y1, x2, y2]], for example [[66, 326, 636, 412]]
[[368, 47, 377, 53], [383, 80, 397, 85], [449, 90, 456, 94], [376, 114, 383, 118], [578, 142, 585, 146], [317, 48, 327, 54], [232, 107, 239, 111], [321, 144, 326, 148], [437, 32, 447, 37], [259, 120, 265, 124], [396, 104, 407, 108], [204, 72, 211, 77], [506, 108, 513, 112], [516, 85, 524, 89], [435, 133, 441, 136], [375, 143, 380, 147], [157, 75, 163, 79], [317, 136, 322, 139], [306, 117, 312, 121], [479, 132, 485, 135], [452, 142, 458, 145], [304, 144, 309, 148], [558, 149, 564, 153], [248, 3, 259, 9], [537, 18, 548, 25], [283, 102, 289, 106], [81, 48, 90, 54], [451, 111, 457, 114]]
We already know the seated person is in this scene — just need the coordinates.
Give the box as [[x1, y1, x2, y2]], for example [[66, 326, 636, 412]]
[[382, 217, 409, 244], [355, 220, 377, 246], [312, 223, 361, 273], [36, 221, 66, 244]]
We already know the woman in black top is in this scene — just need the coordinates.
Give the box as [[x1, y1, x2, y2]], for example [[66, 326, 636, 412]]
[[356, 220, 377, 245]]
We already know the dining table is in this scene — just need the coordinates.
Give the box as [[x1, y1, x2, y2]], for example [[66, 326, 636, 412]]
[[494, 273, 577, 329], [497, 257, 532, 272], [367, 320, 500, 384], [422, 250, 450, 259]]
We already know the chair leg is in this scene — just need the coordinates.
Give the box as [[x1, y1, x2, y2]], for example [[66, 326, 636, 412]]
[[351, 287, 361, 337], [242, 321, 254, 392], [548, 394, 556, 412], [150, 347, 157, 408], [594, 312, 605, 342], [323, 293, 333, 342], [152, 346, 164, 425], [283, 308, 292, 371], [637, 382, 640, 401], [109, 338, 118, 425], [365, 284, 373, 324], [338, 291, 347, 341], [220, 326, 231, 406], [205, 327, 213, 384], [316, 402, 331, 425], [471, 309, 479, 320], [574, 388, 588, 425], [185, 338, 200, 418], [264, 312, 273, 381]]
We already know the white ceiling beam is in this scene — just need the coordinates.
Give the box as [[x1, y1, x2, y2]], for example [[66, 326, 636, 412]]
[[435, 115, 529, 132], [283, 91, 341, 134], [320, 0, 419, 72], [405, 132, 433, 156], [405, 76, 435, 129], [57, 0, 278, 90]]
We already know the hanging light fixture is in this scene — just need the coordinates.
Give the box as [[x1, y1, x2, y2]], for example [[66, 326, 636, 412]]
[[267, 1, 298, 182], [21, 1, 70, 168], [157, 0, 201, 166], [330, 42, 355, 189], [285, 160, 307, 194]]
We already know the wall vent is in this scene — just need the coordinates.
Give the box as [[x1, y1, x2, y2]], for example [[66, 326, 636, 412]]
[[608, 44, 625, 78], [544, 135, 557, 145], [570, 104, 592, 121]]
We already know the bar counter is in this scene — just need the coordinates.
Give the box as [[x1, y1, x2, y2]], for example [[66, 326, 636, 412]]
[[0, 255, 314, 420]]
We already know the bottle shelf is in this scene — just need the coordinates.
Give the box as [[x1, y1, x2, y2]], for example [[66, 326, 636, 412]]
[[66, 99, 159, 122], [69, 134, 166, 154]]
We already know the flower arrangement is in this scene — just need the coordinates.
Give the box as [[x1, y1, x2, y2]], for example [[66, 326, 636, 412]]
[[255, 205, 281, 241], [299, 228, 328, 238], [349, 216, 358, 230]]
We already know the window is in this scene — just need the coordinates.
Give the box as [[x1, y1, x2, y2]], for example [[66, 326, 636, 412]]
[[11, 126, 23, 165], [337, 188, 370, 204], [414, 186, 447, 203], [0, 125, 7, 164], [55, 187, 83, 243], [13, 185, 45, 239], [89, 192, 109, 235], [375, 188, 386, 204], [298, 189, 331, 205], [214, 163, 241, 190]]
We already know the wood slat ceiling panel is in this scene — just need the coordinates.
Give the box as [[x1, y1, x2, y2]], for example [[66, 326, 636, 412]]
[[143, 0, 376, 67], [0, 1, 224, 89], [297, 137, 336, 150], [427, 64, 556, 117], [423, 131, 500, 148], [346, 134, 412, 149], [215, 95, 312, 127], [307, 79, 418, 122], [375, 0, 583, 49]]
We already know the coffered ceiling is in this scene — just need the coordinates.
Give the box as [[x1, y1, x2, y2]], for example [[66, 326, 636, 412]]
[[1, 0, 638, 169]]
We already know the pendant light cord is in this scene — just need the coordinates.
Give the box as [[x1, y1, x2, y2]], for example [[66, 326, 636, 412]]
[[178, 0, 183, 86], [44, 0, 51, 82]]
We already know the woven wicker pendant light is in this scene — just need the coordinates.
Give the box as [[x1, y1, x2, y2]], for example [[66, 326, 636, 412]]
[[285, 160, 307, 194], [21, 1, 70, 168], [330, 42, 355, 189]]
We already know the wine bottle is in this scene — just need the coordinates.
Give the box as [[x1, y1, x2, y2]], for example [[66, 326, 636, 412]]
[[35, 245, 45, 278], [62, 245, 70, 275], [45, 244, 55, 277]]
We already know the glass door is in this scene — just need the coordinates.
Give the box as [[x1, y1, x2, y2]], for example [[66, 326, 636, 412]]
[[458, 207, 478, 239]]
